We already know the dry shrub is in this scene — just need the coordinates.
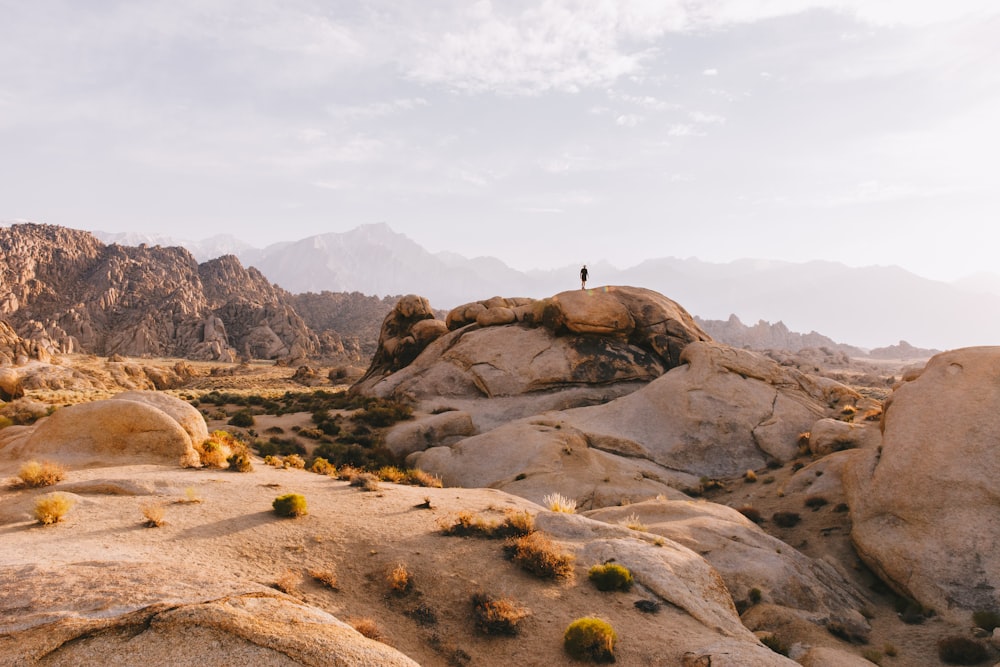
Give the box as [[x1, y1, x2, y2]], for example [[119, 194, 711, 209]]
[[804, 495, 829, 510], [388, 563, 413, 595], [198, 430, 242, 468], [744, 469, 758, 483], [283, 453, 306, 469], [337, 464, 361, 481], [443, 509, 535, 539], [377, 466, 407, 483], [179, 487, 203, 504], [274, 569, 302, 597], [563, 617, 616, 663], [772, 511, 801, 528], [308, 568, 338, 590], [227, 450, 254, 472], [349, 617, 383, 641], [505, 532, 575, 579], [737, 506, 763, 524], [542, 492, 577, 513], [264, 455, 282, 467], [141, 502, 166, 527], [350, 472, 381, 492], [619, 512, 646, 531], [16, 460, 66, 488], [405, 468, 443, 488], [309, 457, 336, 476], [272, 493, 307, 517], [34, 493, 74, 525], [472, 592, 529, 636]]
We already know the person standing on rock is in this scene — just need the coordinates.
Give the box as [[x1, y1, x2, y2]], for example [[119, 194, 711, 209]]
[[580, 264, 589, 290]]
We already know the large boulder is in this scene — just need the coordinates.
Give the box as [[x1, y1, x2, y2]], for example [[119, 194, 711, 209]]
[[844, 346, 1000, 617], [112, 390, 209, 447], [2, 398, 200, 466], [0, 562, 419, 666]]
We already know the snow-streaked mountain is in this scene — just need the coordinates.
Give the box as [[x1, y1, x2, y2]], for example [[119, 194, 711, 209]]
[[88, 223, 999, 351]]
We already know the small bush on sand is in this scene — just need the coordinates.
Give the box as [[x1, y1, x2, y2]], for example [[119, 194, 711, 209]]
[[228, 409, 255, 428], [388, 563, 413, 595], [564, 617, 616, 663], [937, 635, 988, 665], [349, 617, 383, 640], [542, 492, 577, 513], [283, 453, 306, 469], [443, 509, 535, 539], [588, 562, 633, 592], [405, 468, 443, 488], [737, 506, 763, 524], [309, 457, 336, 476], [504, 532, 575, 579], [16, 460, 66, 488], [350, 472, 381, 492], [227, 451, 254, 472], [272, 493, 307, 517], [377, 466, 407, 483], [141, 502, 166, 527], [804, 495, 829, 510], [472, 592, 530, 635], [34, 493, 74, 525], [308, 568, 338, 590]]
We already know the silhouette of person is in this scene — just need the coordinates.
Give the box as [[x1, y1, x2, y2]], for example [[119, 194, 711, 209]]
[[580, 264, 589, 290]]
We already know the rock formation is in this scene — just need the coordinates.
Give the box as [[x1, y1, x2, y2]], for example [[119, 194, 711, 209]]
[[845, 346, 1000, 617], [0, 223, 322, 362]]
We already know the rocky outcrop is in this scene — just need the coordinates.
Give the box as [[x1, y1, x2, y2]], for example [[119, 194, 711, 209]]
[[0, 224, 320, 362], [844, 346, 1000, 617], [0, 562, 419, 666], [1, 392, 204, 467], [697, 314, 866, 356], [355, 287, 709, 408], [585, 499, 870, 641]]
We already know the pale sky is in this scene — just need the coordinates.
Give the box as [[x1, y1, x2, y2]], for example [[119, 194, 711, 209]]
[[2, 1, 998, 280]]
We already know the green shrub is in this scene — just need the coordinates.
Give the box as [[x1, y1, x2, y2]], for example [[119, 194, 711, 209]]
[[761, 633, 788, 656], [563, 617, 616, 663], [804, 495, 829, 510], [272, 493, 307, 518], [937, 635, 988, 665], [227, 451, 254, 472], [228, 409, 255, 428], [588, 562, 633, 592], [309, 457, 336, 476]]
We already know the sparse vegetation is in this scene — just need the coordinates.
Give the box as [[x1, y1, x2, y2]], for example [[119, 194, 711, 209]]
[[228, 409, 255, 428], [308, 568, 338, 590], [862, 648, 884, 665], [309, 457, 336, 476], [563, 617, 616, 663], [937, 635, 988, 665], [542, 492, 577, 513], [34, 493, 74, 525], [272, 493, 307, 517], [472, 592, 529, 635], [227, 450, 254, 472], [141, 502, 166, 527], [749, 587, 763, 604], [388, 563, 413, 595], [804, 495, 829, 510], [619, 512, 646, 531], [283, 453, 306, 469], [15, 460, 66, 488], [761, 633, 789, 656], [179, 487, 202, 504], [737, 506, 763, 524], [405, 468, 443, 488], [744, 469, 757, 483], [349, 617, 383, 641], [504, 532, 575, 579], [350, 471, 381, 492], [274, 569, 302, 597], [588, 562, 634, 592], [442, 510, 535, 539]]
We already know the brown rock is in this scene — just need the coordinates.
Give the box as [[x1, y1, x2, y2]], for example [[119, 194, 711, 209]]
[[845, 346, 1000, 617], [0, 367, 23, 401]]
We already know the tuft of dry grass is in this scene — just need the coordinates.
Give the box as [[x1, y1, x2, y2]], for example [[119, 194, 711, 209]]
[[619, 512, 646, 532], [472, 592, 530, 636], [15, 460, 66, 488], [504, 532, 575, 579], [442, 509, 535, 539], [308, 568, 339, 590], [141, 502, 166, 527], [176, 487, 203, 504], [377, 466, 407, 483], [274, 569, 302, 597], [405, 468, 443, 488], [34, 493, 75, 525], [542, 492, 577, 513], [350, 472, 381, 492], [349, 617, 383, 641], [388, 563, 413, 595], [283, 453, 306, 469], [309, 457, 336, 476]]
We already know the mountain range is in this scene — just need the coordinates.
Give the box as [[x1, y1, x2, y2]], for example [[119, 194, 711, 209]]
[[97, 223, 999, 351]]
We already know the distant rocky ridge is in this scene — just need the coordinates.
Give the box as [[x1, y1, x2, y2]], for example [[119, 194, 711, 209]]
[[97, 222, 999, 351], [0, 224, 336, 362]]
